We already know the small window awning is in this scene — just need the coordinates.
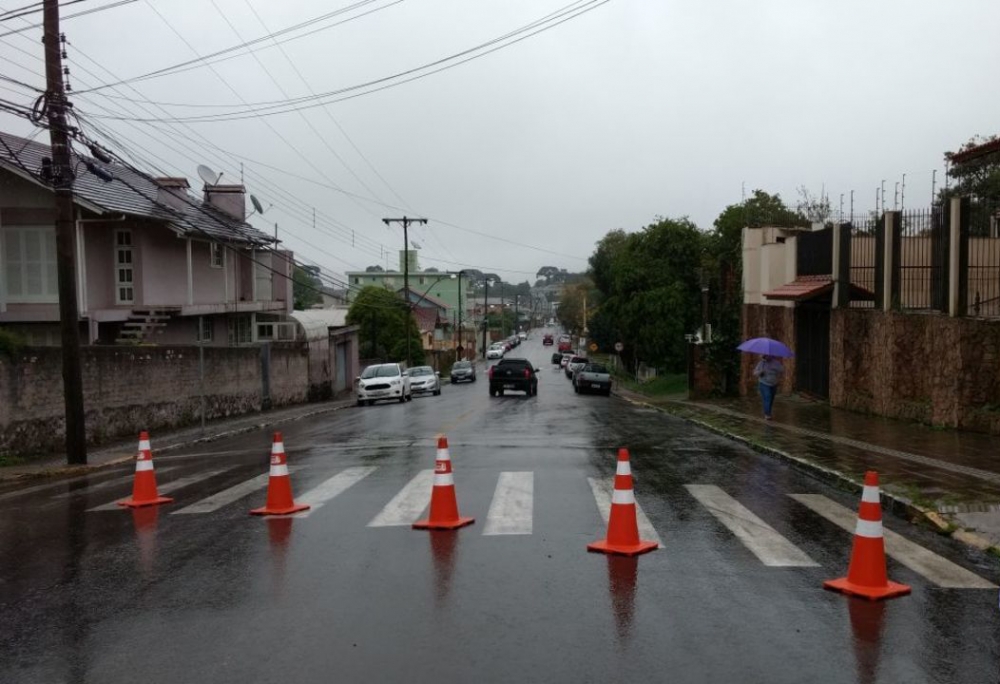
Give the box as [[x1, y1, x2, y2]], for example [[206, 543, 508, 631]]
[[763, 275, 875, 302]]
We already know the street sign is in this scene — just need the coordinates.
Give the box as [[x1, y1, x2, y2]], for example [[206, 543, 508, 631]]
[[614, 342, 624, 352], [589, 342, 598, 352]]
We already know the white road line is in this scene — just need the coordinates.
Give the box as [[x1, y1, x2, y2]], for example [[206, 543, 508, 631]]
[[170, 467, 302, 515], [272, 466, 378, 519], [587, 477, 662, 547], [484, 472, 533, 535], [87, 468, 236, 511], [48, 467, 179, 501], [0, 472, 132, 503], [789, 493, 997, 589], [685, 485, 818, 567], [367, 470, 435, 527]]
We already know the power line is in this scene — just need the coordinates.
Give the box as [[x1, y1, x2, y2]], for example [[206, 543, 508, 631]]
[[81, 0, 610, 121]]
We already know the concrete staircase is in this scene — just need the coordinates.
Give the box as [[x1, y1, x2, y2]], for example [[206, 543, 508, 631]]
[[115, 308, 179, 345]]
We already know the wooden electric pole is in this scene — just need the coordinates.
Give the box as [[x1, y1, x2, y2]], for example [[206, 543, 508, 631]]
[[43, 0, 87, 464]]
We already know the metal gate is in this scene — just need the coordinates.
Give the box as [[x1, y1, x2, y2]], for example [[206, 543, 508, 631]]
[[794, 303, 830, 398], [334, 341, 348, 393]]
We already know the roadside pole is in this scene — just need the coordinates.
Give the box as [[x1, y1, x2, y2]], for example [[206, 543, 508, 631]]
[[44, 0, 87, 465]]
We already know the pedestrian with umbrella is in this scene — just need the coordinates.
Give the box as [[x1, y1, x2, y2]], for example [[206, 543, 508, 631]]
[[737, 337, 794, 421]]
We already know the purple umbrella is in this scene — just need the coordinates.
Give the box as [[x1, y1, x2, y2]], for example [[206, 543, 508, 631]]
[[737, 337, 795, 358]]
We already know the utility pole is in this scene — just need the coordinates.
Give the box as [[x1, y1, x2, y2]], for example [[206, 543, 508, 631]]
[[44, 0, 87, 465], [481, 278, 491, 360], [456, 271, 464, 360], [514, 295, 519, 332], [382, 216, 426, 368]]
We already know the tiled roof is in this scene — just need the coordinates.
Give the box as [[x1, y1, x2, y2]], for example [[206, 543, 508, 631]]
[[413, 307, 439, 333], [763, 275, 875, 302], [0, 130, 273, 245], [950, 137, 1000, 164]]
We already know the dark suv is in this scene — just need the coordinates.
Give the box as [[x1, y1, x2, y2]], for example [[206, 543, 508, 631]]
[[488, 358, 539, 397]]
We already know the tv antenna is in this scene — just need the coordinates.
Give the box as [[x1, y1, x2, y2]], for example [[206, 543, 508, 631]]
[[410, 240, 422, 250], [197, 164, 222, 186]]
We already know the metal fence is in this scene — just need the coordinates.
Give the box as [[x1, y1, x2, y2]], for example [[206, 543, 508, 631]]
[[847, 213, 878, 308], [965, 197, 1000, 317], [898, 206, 947, 311]]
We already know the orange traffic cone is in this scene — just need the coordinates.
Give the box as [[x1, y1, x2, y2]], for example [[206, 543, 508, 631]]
[[118, 431, 173, 508], [250, 432, 310, 516], [413, 435, 474, 530], [824, 471, 911, 601], [588, 448, 658, 556]]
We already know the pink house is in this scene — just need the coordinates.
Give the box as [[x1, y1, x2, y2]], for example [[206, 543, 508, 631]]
[[0, 131, 293, 345]]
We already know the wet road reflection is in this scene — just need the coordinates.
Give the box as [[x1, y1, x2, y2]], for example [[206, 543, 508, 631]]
[[847, 599, 886, 684], [429, 530, 458, 608], [130, 506, 160, 579], [267, 517, 294, 596], [606, 555, 638, 646]]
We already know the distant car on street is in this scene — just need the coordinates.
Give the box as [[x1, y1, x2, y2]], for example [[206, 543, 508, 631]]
[[356, 363, 412, 406], [559, 353, 573, 368], [408, 366, 441, 396], [565, 355, 589, 379], [543, 334, 554, 346], [558, 335, 572, 353], [487, 344, 505, 359], [488, 357, 540, 397], [551, 351, 563, 365], [450, 360, 477, 383], [574, 363, 611, 395], [518, 331, 528, 340]]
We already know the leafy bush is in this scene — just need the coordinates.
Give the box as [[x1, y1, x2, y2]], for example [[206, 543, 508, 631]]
[[0, 328, 26, 358]]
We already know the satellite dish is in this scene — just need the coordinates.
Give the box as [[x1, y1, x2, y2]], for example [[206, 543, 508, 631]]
[[250, 194, 264, 214], [410, 241, 422, 249], [197, 164, 221, 186]]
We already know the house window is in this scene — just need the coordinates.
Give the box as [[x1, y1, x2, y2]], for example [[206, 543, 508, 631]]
[[354, 277, 360, 284], [419, 277, 425, 285], [3, 226, 58, 303], [210, 242, 224, 268], [196, 318, 213, 343], [114, 229, 134, 305], [228, 315, 252, 345]]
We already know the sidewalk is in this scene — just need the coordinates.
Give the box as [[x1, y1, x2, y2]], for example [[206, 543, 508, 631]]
[[614, 386, 1000, 553], [0, 396, 357, 483]]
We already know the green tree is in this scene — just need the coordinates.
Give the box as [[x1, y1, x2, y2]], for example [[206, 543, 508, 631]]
[[293, 265, 323, 310], [585, 217, 707, 372], [942, 135, 1000, 201], [346, 286, 425, 364]]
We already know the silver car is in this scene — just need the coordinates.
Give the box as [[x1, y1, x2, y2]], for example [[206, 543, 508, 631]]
[[408, 366, 441, 396]]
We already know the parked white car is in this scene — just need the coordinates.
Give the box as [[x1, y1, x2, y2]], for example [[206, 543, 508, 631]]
[[486, 344, 505, 360], [356, 363, 412, 406], [408, 366, 441, 396]]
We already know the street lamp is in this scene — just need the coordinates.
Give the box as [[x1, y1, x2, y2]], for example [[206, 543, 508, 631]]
[[481, 277, 494, 360]]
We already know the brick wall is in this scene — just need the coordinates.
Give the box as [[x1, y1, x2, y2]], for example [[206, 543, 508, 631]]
[[0, 344, 310, 455], [829, 310, 1000, 433]]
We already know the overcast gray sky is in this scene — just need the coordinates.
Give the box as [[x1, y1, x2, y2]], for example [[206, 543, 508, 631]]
[[2, 0, 999, 288]]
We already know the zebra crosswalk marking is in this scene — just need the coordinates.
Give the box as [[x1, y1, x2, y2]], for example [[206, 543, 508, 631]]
[[271, 466, 378, 519], [483, 472, 533, 535], [587, 477, 662, 547], [367, 470, 434, 527], [50, 467, 179, 501], [790, 493, 997, 589], [87, 468, 236, 511], [685, 485, 818, 567], [171, 467, 303, 515]]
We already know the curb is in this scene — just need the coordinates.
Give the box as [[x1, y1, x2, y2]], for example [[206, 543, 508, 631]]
[[0, 401, 354, 484], [612, 390, 1000, 557]]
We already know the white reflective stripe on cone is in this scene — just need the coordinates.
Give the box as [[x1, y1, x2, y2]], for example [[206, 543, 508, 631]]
[[272, 442, 285, 455], [436, 448, 451, 462], [270, 464, 290, 477], [433, 473, 455, 487], [611, 488, 635, 505], [861, 486, 881, 503], [135, 460, 154, 472], [615, 461, 631, 476], [138, 440, 151, 451], [855, 517, 883, 539]]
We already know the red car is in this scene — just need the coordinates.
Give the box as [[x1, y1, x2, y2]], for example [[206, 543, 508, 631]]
[[543, 334, 554, 346]]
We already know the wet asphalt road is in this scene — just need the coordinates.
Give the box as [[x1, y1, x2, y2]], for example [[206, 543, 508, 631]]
[[1, 334, 999, 684]]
